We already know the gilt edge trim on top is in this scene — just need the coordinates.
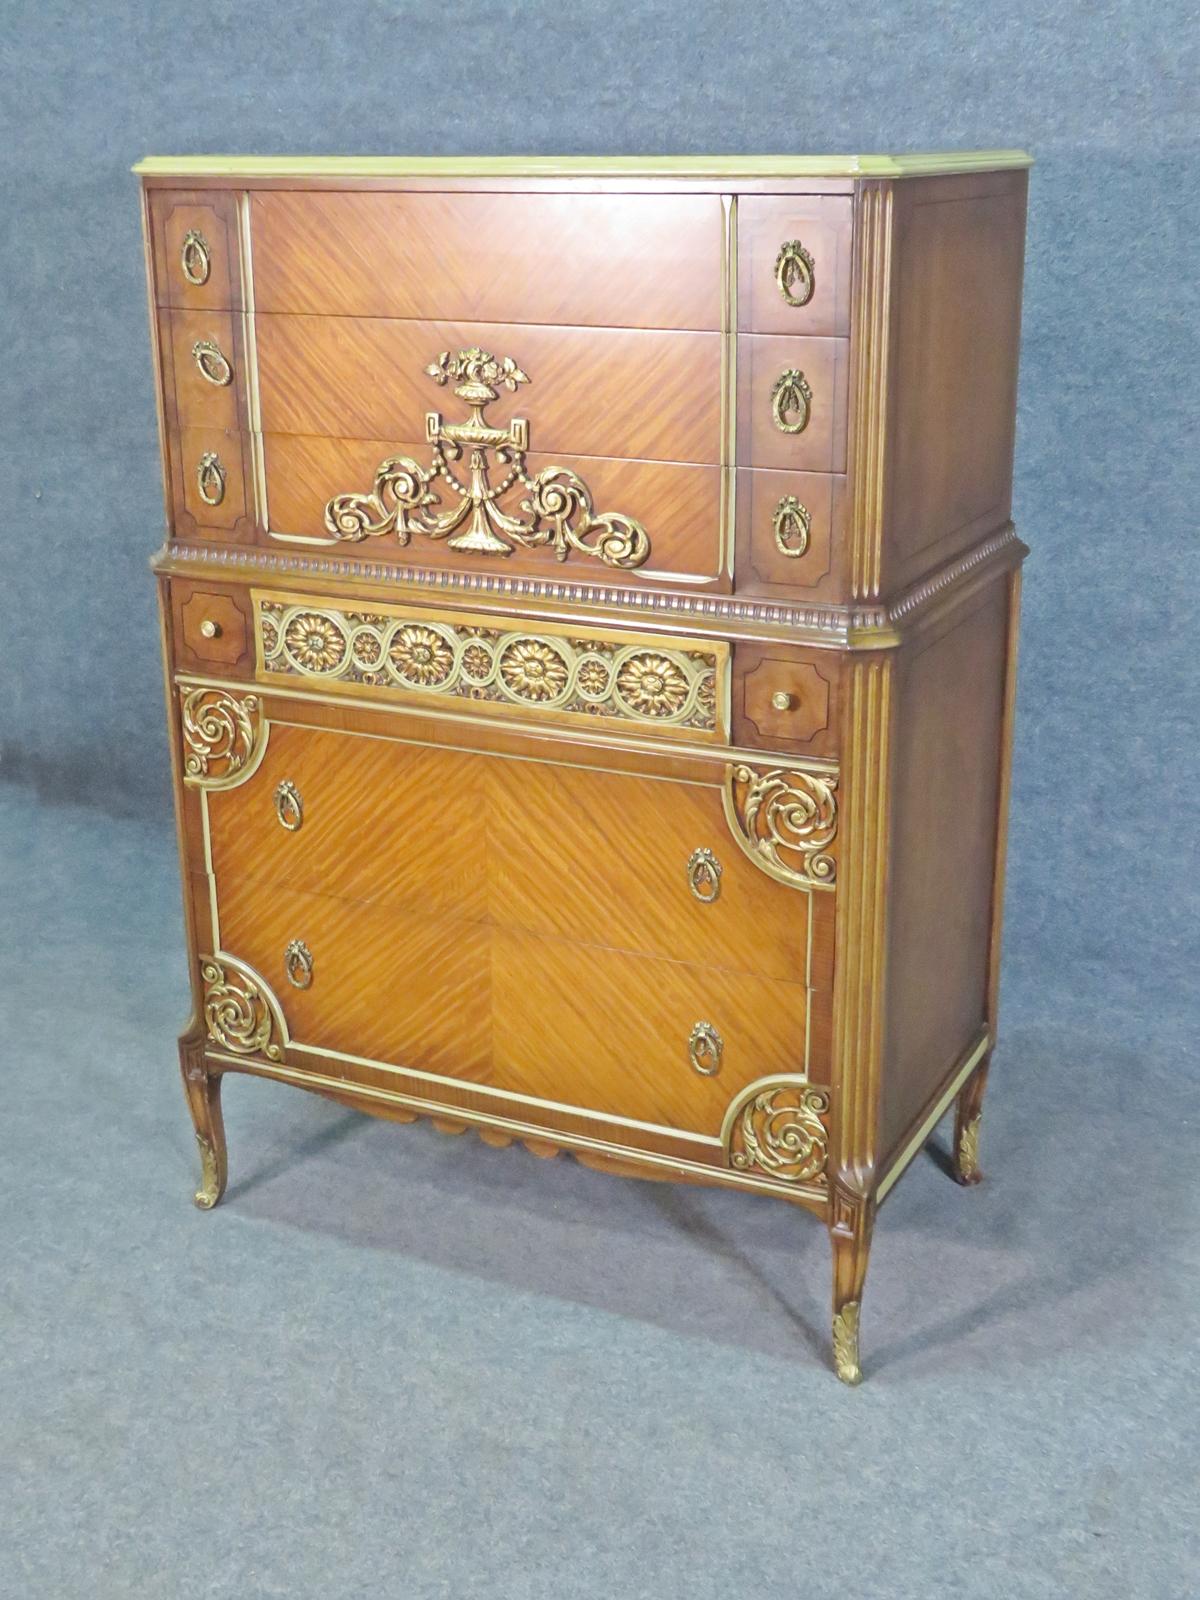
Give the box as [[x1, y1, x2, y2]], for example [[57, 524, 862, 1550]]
[[133, 151, 1033, 181]]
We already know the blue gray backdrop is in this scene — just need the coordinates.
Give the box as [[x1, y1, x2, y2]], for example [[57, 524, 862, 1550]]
[[2, 5, 1197, 1598]]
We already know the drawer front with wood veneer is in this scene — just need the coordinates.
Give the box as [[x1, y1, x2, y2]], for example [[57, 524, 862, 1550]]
[[203, 728, 830, 1136]]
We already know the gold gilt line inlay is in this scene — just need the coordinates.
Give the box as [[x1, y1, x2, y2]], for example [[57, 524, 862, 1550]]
[[325, 348, 650, 570], [254, 593, 725, 739]]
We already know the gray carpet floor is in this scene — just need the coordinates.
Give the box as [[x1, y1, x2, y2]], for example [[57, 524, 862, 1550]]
[[1, 782, 1196, 1599]]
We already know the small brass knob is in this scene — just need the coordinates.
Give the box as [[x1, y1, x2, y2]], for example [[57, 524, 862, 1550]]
[[199, 619, 221, 640], [771, 691, 794, 712]]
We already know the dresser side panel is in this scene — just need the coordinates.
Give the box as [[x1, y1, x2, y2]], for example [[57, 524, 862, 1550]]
[[879, 581, 1008, 1160], [879, 171, 1028, 595]]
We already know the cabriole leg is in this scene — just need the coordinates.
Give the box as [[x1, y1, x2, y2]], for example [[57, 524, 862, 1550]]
[[828, 1184, 875, 1385], [952, 1053, 991, 1186], [179, 1032, 227, 1210]]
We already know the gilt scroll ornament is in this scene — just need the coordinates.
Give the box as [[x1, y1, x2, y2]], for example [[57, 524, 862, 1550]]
[[201, 955, 284, 1061], [180, 689, 263, 788], [723, 764, 838, 890], [324, 347, 651, 569], [725, 1082, 830, 1184]]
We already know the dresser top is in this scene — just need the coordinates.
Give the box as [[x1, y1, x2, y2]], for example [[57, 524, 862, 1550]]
[[133, 150, 1031, 181]]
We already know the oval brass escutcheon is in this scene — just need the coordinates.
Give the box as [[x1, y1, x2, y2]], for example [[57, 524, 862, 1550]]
[[284, 938, 313, 989], [180, 228, 211, 287], [688, 1021, 723, 1077], [774, 239, 815, 307], [770, 369, 813, 435], [274, 779, 303, 832], [772, 494, 811, 558], [192, 338, 232, 387], [687, 846, 722, 903], [196, 451, 226, 506]]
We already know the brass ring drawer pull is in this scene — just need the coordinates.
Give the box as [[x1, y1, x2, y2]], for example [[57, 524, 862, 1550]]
[[688, 1021, 723, 1077], [773, 495, 811, 558], [196, 451, 226, 506], [771, 369, 812, 435], [274, 779, 303, 832], [687, 846, 722, 903], [192, 338, 232, 387], [284, 938, 313, 989], [775, 239, 815, 307], [180, 229, 211, 286]]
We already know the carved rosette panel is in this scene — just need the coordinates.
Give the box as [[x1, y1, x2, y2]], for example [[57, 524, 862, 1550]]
[[722, 763, 838, 890], [257, 598, 721, 735], [724, 1081, 831, 1185], [200, 954, 285, 1061], [180, 688, 265, 788]]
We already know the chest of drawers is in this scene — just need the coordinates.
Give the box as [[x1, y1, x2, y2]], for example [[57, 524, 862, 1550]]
[[138, 151, 1029, 1383]]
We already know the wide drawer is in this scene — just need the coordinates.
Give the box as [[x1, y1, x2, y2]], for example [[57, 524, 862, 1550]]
[[215, 881, 811, 1138], [249, 190, 725, 330], [205, 723, 811, 983]]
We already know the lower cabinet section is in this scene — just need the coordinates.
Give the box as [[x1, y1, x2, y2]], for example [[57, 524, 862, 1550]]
[[193, 706, 833, 1147]]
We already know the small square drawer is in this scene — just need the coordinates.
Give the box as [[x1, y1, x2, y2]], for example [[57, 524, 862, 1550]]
[[148, 189, 242, 311], [738, 195, 853, 338], [171, 581, 253, 675], [732, 645, 841, 758]]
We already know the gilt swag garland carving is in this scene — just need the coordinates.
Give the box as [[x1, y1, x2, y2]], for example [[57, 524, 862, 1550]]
[[257, 598, 721, 734], [722, 763, 838, 890], [323, 348, 652, 569]]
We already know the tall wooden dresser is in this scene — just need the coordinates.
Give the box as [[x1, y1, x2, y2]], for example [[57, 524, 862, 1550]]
[[137, 152, 1029, 1383]]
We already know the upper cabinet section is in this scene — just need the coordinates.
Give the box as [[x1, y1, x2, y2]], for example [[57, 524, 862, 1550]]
[[249, 192, 725, 330], [139, 156, 1030, 609]]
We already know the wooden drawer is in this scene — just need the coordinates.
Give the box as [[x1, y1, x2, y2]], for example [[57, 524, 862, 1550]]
[[206, 723, 813, 982], [250, 190, 724, 330], [160, 307, 242, 433], [736, 468, 847, 597], [732, 645, 842, 757], [148, 189, 242, 311], [215, 879, 813, 1138], [171, 581, 253, 675], [262, 431, 721, 584], [255, 314, 721, 465], [738, 195, 853, 338], [738, 334, 850, 473], [168, 426, 254, 541], [251, 591, 729, 744]]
